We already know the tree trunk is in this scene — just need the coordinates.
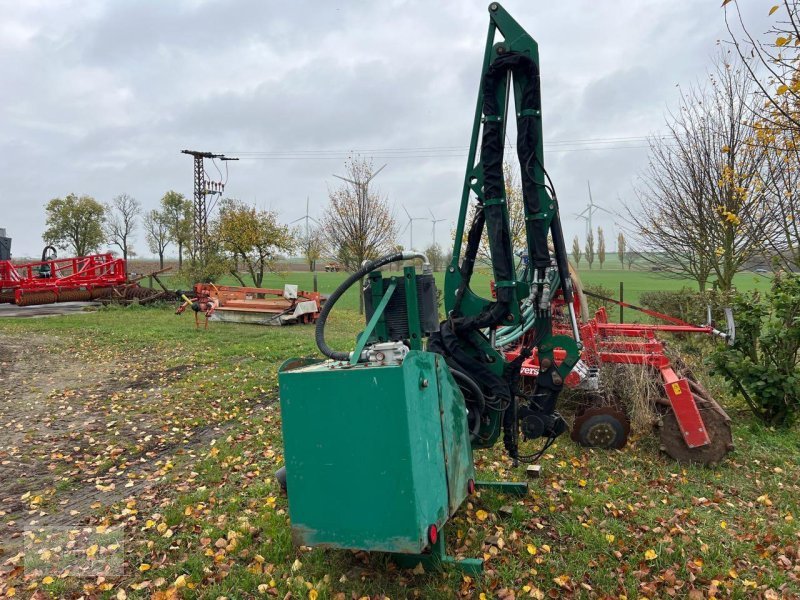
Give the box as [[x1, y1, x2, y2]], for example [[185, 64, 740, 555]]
[[178, 243, 183, 269], [158, 252, 164, 269], [230, 270, 246, 286]]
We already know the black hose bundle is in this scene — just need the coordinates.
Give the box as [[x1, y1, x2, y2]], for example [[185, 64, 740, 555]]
[[315, 251, 405, 362], [432, 50, 555, 461]]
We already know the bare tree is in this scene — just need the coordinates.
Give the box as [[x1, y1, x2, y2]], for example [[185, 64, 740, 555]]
[[144, 209, 170, 269], [597, 227, 606, 269], [725, 2, 800, 270], [585, 229, 595, 270], [756, 128, 800, 269], [105, 193, 140, 261], [725, 0, 800, 135], [322, 157, 397, 313], [571, 235, 582, 267], [625, 248, 637, 270], [617, 232, 626, 268], [629, 56, 775, 291]]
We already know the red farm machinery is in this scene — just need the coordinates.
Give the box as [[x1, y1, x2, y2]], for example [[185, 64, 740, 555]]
[[497, 268, 735, 465], [0, 248, 171, 306], [182, 283, 323, 327]]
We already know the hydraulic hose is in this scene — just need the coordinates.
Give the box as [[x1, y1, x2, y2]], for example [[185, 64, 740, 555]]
[[495, 301, 536, 347], [315, 251, 429, 362], [450, 368, 485, 440]]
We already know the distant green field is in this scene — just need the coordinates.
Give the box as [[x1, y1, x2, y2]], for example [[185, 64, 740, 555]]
[[575, 268, 772, 322], [152, 266, 772, 318], [576, 267, 772, 301], [153, 269, 496, 313]]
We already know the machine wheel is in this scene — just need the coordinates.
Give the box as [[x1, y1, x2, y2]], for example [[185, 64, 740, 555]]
[[657, 405, 733, 466], [275, 466, 287, 494], [571, 406, 630, 449]]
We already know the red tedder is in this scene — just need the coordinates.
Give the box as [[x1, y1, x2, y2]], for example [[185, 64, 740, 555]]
[[0, 253, 127, 306]]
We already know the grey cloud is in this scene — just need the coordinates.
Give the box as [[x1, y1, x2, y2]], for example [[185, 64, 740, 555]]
[[0, 0, 774, 258]]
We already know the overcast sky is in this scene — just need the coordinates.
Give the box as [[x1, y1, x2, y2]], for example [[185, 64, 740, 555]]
[[0, 0, 770, 259]]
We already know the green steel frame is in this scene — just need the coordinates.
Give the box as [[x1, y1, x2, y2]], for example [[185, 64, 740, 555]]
[[445, 2, 579, 448]]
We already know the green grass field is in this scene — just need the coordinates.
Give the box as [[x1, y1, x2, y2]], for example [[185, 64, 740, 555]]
[[0, 268, 797, 599], [577, 267, 772, 299], [153, 265, 773, 319]]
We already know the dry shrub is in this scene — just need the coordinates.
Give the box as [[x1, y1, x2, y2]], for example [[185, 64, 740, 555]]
[[598, 362, 662, 434]]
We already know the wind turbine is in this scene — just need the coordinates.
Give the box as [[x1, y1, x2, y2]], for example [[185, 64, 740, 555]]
[[429, 209, 446, 248], [575, 180, 614, 237], [290, 197, 320, 238], [290, 197, 322, 286], [401, 206, 426, 250], [332, 164, 387, 196]]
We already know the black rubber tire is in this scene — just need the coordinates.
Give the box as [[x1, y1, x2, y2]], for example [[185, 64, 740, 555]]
[[575, 414, 628, 449], [275, 466, 287, 493]]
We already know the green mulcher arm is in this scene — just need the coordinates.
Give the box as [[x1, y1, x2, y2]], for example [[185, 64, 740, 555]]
[[433, 2, 582, 464]]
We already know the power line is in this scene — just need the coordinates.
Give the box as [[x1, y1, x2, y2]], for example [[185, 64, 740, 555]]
[[227, 145, 661, 161], [224, 134, 669, 156], [222, 136, 670, 161]]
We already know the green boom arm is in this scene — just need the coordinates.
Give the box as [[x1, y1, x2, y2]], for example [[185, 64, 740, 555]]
[[435, 3, 581, 462]]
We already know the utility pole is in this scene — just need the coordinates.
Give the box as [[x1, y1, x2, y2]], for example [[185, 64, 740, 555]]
[[181, 149, 238, 262]]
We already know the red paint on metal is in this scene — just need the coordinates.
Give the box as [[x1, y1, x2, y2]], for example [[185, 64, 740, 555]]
[[661, 367, 710, 448], [0, 253, 127, 305], [505, 295, 714, 450], [195, 283, 322, 323]]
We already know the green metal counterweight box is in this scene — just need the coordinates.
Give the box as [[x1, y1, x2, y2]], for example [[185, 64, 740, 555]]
[[278, 350, 475, 554]]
